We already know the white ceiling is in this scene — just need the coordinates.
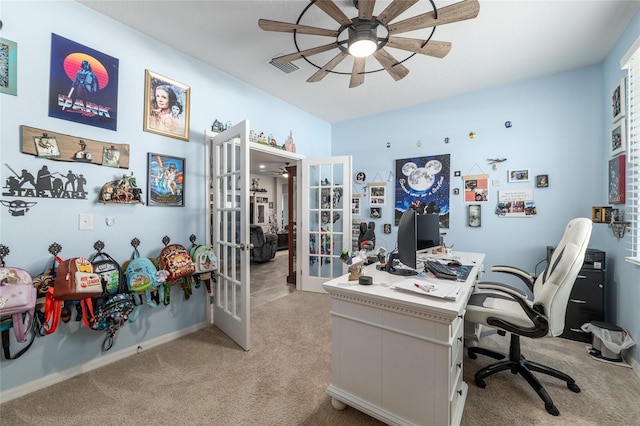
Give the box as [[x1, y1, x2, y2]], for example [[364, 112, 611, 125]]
[[78, 0, 639, 125]]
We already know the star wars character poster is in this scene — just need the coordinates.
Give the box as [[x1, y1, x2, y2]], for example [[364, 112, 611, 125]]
[[395, 154, 451, 228], [48, 34, 119, 130]]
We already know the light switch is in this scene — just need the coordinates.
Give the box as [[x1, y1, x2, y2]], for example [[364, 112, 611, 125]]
[[79, 213, 93, 230]]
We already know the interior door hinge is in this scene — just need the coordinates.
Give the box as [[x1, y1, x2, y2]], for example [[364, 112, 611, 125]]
[[209, 295, 215, 304]]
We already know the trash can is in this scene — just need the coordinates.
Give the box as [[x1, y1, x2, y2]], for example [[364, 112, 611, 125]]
[[581, 321, 636, 362]]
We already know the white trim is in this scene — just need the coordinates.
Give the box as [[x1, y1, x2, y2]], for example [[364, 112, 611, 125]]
[[621, 35, 640, 69], [0, 321, 209, 403], [624, 256, 640, 267]]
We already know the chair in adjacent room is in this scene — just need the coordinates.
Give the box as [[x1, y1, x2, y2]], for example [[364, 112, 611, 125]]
[[465, 217, 593, 416], [249, 225, 277, 263]]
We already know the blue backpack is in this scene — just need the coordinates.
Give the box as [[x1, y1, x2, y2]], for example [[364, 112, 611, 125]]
[[124, 249, 167, 320]]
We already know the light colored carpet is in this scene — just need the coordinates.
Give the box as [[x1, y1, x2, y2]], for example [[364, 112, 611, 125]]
[[1, 290, 639, 425]]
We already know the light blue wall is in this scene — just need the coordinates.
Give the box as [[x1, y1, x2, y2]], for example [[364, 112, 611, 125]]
[[599, 8, 640, 366], [333, 8, 640, 366], [0, 0, 330, 392]]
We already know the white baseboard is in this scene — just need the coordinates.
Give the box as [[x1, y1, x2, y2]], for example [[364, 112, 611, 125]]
[[624, 352, 640, 379], [0, 321, 209, 403]]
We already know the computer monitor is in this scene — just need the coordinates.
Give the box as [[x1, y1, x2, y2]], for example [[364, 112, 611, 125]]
[[387, 209, 418, 276], [417, 213, 440, 251]]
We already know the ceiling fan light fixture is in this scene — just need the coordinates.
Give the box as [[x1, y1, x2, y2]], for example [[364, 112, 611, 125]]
[[348, 24, 377, 57]]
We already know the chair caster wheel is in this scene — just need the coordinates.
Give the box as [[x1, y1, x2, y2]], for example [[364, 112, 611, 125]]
[[475, 379, 486, 388], [468, 349, 477, 359], [545, 403, 560, 416], [568, 383, 580, 393]]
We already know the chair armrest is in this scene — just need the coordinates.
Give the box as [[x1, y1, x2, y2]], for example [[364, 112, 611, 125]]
[[475, 281, 549, 338], [491, 265, 536, 292]]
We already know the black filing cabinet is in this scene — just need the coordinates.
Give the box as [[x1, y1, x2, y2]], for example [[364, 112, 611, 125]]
[[547, 247, 606, 343]]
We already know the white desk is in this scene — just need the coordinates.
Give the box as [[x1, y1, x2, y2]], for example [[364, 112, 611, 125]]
[[322, 251, 485, 426]]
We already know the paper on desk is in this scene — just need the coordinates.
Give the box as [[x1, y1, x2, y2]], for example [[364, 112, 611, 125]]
[[391, 278, 463, 301]]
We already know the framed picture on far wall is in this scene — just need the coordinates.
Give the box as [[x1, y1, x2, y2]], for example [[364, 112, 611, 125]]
[[0, 37, 17, 96], [610, 118, 626, 156], [147, 153, 185, 207], [608, 155, 626, 204], [143, 70, 190, 141], [611, 77, 626, 123], [508, 168, 530, 183]]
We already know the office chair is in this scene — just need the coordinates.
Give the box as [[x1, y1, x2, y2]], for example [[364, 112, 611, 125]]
[[465, 217, 593, 416]]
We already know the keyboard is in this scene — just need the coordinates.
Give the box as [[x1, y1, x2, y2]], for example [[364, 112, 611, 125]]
[[425, 260, 458, 280]]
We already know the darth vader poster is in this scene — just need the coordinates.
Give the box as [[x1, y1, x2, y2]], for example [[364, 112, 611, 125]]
[[48, 33, 119, 130], [394, 154, 451, 227]]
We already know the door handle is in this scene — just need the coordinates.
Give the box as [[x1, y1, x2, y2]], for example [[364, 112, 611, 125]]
[[237, 243, 254, 251]]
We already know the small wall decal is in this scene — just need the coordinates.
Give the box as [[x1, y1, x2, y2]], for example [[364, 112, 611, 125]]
[[0, 199, 38, 216], [468, 132, 476, 139]]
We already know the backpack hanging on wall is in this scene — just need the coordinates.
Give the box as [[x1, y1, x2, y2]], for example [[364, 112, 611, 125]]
[[89, 241, 126, 298], [189, 237, 217, 293], [158, 238, 195, 305], [0, 265, 37, 359], [89, 292, 135, 351], [124, 246, 168, 321], [44, 256, 99, 334]]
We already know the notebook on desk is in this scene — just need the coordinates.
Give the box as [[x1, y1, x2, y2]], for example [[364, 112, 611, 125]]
[[391, 278, 463, 301]]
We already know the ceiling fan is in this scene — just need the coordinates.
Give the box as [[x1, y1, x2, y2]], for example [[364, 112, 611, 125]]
[[258, 0, 480, 88]]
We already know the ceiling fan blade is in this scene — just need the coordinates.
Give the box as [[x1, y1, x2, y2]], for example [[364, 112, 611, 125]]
[[388, 0, 480, 35], [272, 42, 340, 63], [307, 52, 349, 83], [358, 0, 376, 21], [377, 0, 419, 25], [258, 19, 339, 37], [387, 37, 451, 58], [314, 0, 353, 27], [350, 57, 366, 88], [373, 49, 409, 81]]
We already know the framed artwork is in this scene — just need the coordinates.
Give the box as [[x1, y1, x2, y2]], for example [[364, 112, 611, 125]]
[[370, 207, 381, 219], [611, 77, 626, 122], [468, 205, 481, 227], [354, 171, 367, 184], [610, 119, 626, 156], [383, 224, 392, 234], [0, 37, 17, 95], [608, 155, 626, 204], [369, 182, 386, 205], [351, 194, 361, 215], [508, 168, 530, 183], [48, 34, 119, 130], [143, 70, 190, 141], [102, 146, 121, 168], [536, 174, 549, 188], [147, 153, 185, 207], [33, 135, 60, 158]]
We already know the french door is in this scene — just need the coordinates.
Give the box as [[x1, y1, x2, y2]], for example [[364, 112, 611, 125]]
[[299, 156, 352, 293], [207, 121, 250, 350]]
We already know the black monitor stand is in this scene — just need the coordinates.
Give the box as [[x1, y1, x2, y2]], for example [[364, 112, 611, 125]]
[[385, 252, 418, 276]]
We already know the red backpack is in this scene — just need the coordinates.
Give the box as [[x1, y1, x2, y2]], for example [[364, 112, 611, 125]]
[[158, 243, 195, 305]]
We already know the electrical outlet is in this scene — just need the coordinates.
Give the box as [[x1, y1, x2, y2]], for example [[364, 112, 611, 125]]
[[79, 213, 93, 230]]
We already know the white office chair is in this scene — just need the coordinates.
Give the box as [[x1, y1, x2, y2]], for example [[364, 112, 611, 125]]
[[465, 217, 593, 416]]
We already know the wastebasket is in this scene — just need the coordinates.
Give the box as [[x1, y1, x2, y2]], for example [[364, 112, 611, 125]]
[[581, 321, 636, 362]]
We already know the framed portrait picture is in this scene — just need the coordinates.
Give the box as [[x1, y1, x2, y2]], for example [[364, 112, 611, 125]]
[[147, 153, 185, 207], [370, 207, 381, 219], [508, 168, 530, 183], [34, 135, 60, 158], [0, 37, 17, 96], [536, 174, 549, 188], [610, 119, 626, 156], [608, 155, 626, 204], [468, 205, 481, 227], [611, 77, 626, 122], [352, 194, 361, 215], [102, 146, 121, 168], [143, 70, 190, 141], [354, 171, 367, 184]]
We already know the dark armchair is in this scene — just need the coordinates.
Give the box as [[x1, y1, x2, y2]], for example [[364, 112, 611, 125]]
[[250, 225, 277, 263]]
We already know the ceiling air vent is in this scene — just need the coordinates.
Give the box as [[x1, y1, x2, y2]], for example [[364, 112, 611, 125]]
[[267, 55, 300, 75]]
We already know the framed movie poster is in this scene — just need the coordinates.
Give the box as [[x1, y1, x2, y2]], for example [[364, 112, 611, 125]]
[[143, 70, 190, 141], [0, 37, 17, 96], [610, 119, 626, 157], [147, 153, 185, 207], [48, 34, 119, 130], [611, 77, 626, 122]]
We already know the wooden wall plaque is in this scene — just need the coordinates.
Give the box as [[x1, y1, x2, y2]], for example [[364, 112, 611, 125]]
[[20, 125, 130, 169]]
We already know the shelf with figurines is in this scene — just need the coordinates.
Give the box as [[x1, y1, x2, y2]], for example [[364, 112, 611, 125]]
[[99, 172, 144, 204]]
